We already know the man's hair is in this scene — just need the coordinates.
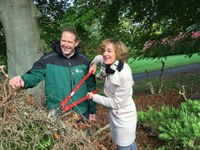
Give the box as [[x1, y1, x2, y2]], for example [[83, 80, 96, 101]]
[[100, 38, 128, 62], [62, 27, 79, 41]]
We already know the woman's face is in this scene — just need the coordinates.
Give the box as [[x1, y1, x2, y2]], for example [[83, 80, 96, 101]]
[[102, 42, 117, 65]]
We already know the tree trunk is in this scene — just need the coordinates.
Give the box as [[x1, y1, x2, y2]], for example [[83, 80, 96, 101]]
[[0, 0, 44, 96]]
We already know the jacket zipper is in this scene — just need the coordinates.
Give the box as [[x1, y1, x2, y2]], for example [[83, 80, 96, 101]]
[[68, 62, 73, 89], [71, 70, 75, 85], [68, 62, 75, 104]]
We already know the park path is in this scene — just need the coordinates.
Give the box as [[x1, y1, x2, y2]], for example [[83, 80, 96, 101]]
[[133, 63, 200, 80]]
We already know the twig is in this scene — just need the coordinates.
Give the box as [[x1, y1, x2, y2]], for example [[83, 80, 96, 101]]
[[93, 124, 110, 137], [99, 132, 110, 141], [0, 65, 12, 103], [145, 70, 155, 94], [0, 65, 9, 78], [179, 85, 187, 100], [0, 105, 8, 134], [158, 61, 165, 93]]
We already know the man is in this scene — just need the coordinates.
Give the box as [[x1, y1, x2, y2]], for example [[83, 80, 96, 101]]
[[9, 27, 96, 121]]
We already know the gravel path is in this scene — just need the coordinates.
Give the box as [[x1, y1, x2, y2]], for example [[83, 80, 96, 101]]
[[133, 63, 200, 80]]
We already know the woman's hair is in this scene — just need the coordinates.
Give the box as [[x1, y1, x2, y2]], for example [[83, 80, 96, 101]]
[[100, 38, 128, 62]]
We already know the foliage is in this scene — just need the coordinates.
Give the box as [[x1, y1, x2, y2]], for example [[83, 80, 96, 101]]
[[58, 0, 106, 57], [0, 24, 6, 66], [0, 23, 6, 66], [138, 99, 200, 149], [56, 0, 200, 58], [0, 22, 7, 65], [0, 55, 7, 71], [1, 0, 200, 59], [34, 0, 74, 53], [143, 35, 200, 58]]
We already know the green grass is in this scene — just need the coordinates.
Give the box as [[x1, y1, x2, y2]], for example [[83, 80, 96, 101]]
[[128, 53, 200, 74]]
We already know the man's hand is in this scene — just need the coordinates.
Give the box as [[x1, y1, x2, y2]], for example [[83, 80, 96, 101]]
[[9, 76, 25, 89], [89, 114, 96, 121]]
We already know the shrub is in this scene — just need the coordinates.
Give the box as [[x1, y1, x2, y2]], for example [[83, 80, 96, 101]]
[[138, 99, 200, 149]]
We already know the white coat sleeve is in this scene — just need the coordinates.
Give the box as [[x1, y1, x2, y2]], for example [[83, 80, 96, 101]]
[[93, 72, 133, 109]]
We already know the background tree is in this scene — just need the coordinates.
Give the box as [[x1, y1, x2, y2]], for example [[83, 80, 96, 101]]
[[0, 0, 200, 79], [34, 0, 73, 52], [57, 0, 200, 58], [0, 0, 43, 95]]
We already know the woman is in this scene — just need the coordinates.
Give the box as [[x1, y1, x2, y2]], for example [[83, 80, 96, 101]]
[[88, 38, 137, 150]]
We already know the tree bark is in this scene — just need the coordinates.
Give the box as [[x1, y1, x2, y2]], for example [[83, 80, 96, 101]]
[[0, 0, 44, 96]]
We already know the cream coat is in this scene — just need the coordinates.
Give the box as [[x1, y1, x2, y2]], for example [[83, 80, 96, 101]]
[[92, 55, 137, 146]]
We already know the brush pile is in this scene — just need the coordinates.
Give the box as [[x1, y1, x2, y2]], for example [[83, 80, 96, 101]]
[[0, 66, 110, 150]]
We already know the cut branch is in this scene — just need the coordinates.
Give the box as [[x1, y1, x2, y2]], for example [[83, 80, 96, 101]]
[[93, 124, 110, 137], [145, 70, 155, 94], [158, 61, 165, 93]]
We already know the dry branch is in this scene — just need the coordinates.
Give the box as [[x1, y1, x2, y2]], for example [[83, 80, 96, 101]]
[[0, 66, 113, 149], [158, 61, 165, 93], [0, 65, 14, 103], [145, 61, 165, 94], [179, 85, 188, 100], [93, 124, 110, 137], [145, 70, 155, 94], [0, 75, 111, 149]]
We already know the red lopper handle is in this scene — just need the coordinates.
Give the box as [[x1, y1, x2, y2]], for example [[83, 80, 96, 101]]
[[62, 88, 98, 113], [60, 70, 94, 108]]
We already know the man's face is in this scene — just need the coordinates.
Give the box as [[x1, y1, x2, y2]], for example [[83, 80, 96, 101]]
[[60, 31, 79, 56]]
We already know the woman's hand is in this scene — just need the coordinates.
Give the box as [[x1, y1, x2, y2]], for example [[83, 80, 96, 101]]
[[89, 63, 97, 74], [88, 92, 94, 99]]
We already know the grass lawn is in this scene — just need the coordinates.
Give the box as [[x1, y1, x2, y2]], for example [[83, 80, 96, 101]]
[[128, 53, 200, 74]]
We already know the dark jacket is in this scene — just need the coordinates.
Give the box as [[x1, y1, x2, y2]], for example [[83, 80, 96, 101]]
[[22, 42, 96, 114]]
